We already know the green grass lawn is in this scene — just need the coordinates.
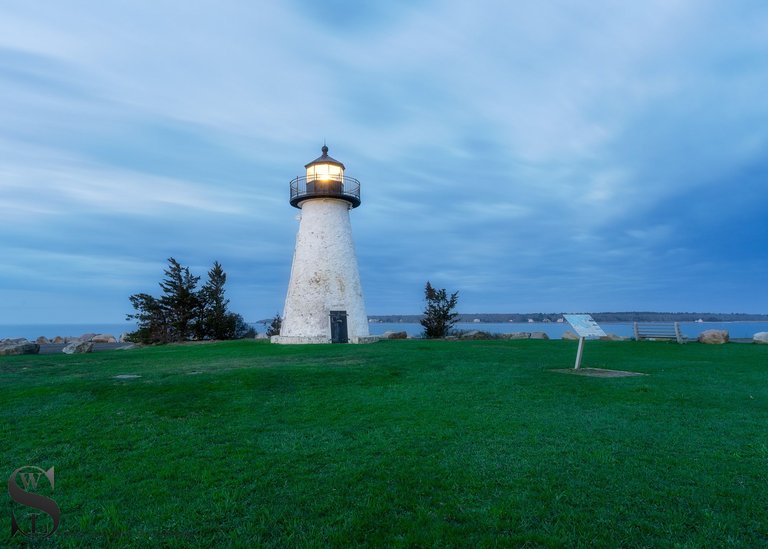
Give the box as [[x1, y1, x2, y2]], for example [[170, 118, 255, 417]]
[[2, 339, 767, 547]]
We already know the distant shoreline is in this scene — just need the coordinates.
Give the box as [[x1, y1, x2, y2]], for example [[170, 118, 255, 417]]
[[3, 318, 767, 342], [4, 312, 768, 330]]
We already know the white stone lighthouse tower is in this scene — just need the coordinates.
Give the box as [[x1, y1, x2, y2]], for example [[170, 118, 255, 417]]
[[272, 145, 371, 344]]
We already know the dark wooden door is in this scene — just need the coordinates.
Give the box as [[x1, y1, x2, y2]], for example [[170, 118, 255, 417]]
[[330, 311, 348, 344]]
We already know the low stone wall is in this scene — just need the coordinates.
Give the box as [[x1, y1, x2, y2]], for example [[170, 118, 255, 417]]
[[271, 335, 380, 344], [271, 335, 330, 345]]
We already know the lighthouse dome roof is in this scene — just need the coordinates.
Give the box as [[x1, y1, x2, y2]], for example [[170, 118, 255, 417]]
[[304, 145, 346, 170]]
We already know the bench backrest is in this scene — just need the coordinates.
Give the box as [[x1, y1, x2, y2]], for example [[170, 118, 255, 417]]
[[633, 322, 684, 344]]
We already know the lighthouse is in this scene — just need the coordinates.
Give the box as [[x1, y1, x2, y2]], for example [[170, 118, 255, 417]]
[[272, 145, 372, 344]]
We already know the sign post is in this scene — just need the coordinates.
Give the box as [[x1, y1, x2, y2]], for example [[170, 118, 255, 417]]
[[574, 336, 586, 370], [563, 314, 606, 370]]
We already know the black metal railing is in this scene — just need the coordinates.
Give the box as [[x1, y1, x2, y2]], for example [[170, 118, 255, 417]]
[[289, 175, 361, 208]]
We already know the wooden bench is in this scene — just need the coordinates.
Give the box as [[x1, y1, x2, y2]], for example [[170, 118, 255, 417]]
[[633, 322, 685, 344]]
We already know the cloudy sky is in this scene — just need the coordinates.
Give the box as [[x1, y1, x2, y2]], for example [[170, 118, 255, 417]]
[[1, 1, 767, 326]]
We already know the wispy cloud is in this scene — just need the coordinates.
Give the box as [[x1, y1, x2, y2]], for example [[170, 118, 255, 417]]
[[1, 0, 767, 323]]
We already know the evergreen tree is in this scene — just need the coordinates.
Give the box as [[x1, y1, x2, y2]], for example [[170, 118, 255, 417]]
[[420, 281, 459, 339], [199, 261, 230, 339], [127, 258, 251, 343], [126, 293, 168, 343], [158, 257, 200, 341]]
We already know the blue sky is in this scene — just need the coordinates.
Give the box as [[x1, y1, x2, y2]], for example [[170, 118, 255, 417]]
[[1, 1, 767, 325]]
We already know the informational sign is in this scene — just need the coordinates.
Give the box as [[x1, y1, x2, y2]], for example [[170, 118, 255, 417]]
[[563, 314, 606, 369], [563, 314, 606, 338]]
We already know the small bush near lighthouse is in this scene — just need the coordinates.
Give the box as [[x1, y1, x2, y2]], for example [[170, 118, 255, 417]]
[[265, 313, 282, 337], [420, 281, 459, 339]]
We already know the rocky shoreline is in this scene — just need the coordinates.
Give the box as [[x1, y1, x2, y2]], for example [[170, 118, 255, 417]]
[[380, 329, 768, 345], [2, 330, 766, 356], [0, 333, 135, 355]]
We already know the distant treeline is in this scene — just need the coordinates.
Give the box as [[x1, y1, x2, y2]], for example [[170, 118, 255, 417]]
[[368, 312, 768, 323]]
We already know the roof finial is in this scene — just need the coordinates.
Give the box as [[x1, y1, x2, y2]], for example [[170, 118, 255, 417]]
[[322, 141, 328, 156]]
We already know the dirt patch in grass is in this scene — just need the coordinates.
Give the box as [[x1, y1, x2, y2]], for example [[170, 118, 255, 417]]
[[550, 367, 647, 377]]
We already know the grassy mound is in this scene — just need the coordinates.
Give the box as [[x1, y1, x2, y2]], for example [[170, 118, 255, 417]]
[[2, 339, 767, 547]]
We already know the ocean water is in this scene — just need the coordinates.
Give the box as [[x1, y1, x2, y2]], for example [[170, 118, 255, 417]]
[[3, 321, 767, 342], [367, 321, 768, 340], [0, 321, 275, 341], [0, 323, 138, 341]]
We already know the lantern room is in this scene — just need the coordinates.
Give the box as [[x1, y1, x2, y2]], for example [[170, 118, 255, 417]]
[[289, 145, 361, 209], [306, 145, 344, 182]]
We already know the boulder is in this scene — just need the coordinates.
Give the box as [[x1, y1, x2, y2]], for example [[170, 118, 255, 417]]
[[36, 336, 51, 345], [91, 334, 117, 343], [382, 331, 408, 340], [52, 336, 66, 344], [753, 332, 768, 344], [529, 332, 550, 340], [63, 341, 94, 354], [698, 330, 729, 345], [561, 331, 579, 341], [459, 330, 493, 340], [0, 341, 40, 356], [79, 333, 97, 342], [501, 332, 530, 340]]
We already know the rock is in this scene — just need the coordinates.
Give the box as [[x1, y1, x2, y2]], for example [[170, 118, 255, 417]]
[[2, 338, 28, 345], [0, 341, 40, 356], [599, 334, 627, 341], [63, 341, 94, 354], [382, 331, 408, 340], [698, 330, 729, 345], [753, 332, 768, 344], [36, 336, 51, 345], [79, 333, 97, 342], [561, 331, 579, 340], [115, 343, 137, 350], [91, 334, 117, 343], [52, 336, 66, 344], [459, 330, 494, 340], [501, 332, 530, 340], [529, 332, 550, 340]]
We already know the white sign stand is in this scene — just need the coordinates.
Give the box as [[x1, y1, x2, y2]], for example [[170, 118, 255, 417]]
[[574, 337, 586, 370], [563, 314, 606, 370]]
